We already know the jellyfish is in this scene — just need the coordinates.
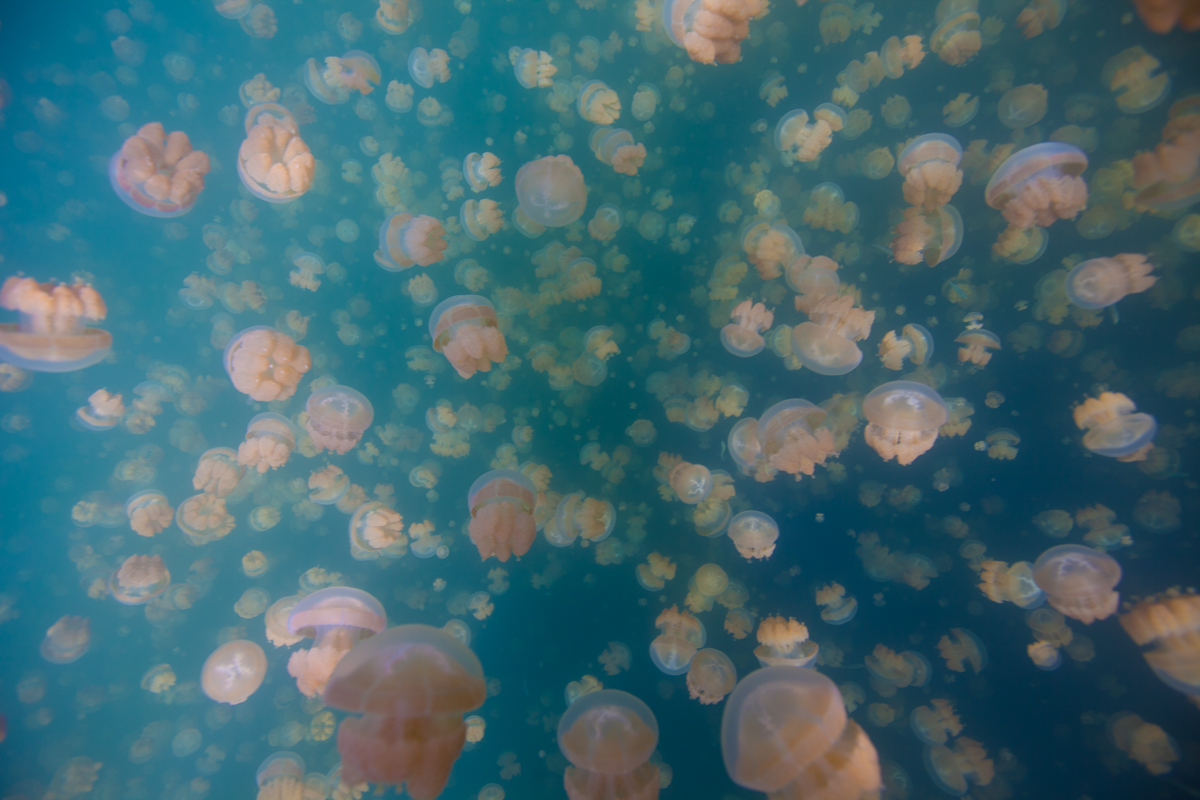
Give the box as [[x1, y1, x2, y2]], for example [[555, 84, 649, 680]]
[[1073, 392, 1157, 462], [40, 616, 91, 664], [790, 295, 874, 376], [650, 606, 705, 675], [930, 0, 981, 66], [667, 459, 713, 504], [141, 663, 176, 695], [899, 134, 963, 211], [467, 470, 537, 562], [1131, 101, 1200, 211], [774, 109, 834, 163], [1119, 591, 1200, 699], [125, 490, 173, 537], [985, 142, 1088, 230], [178, 493, 235, 545], [1016, 0, 1065, 36], [687, 649, 737, 705], [865, 645, 931, 693], [955, 328, 1000, 367], [721, 666, 882, 798], [664, 0, 763, 65], [201, 639, 267, 704], [323, 624, 485, 797], [109, 554, 169, 605], [727, 511, 779, 560], [430, 296, 508, 379], [408, 47, 450, 88], [309, 465, 350, 506], [511, 48, 556, 88], [1065, 253, 1156, 310], [377, 213, 447, 270], [193, 446, 245, 497], [910, 699, 963, 746], [977, 561, 1045, 608], [1103, 47, 1170, 115], [238, 103, 313, 203], [286, 587, 386, 698], [109, 122, 210, 216], [463, 152, 501, 193], [636, 553, 677, 591], [753, 616, 818, 668], [816, 582, 858, 624], [305, 385, 374, 455], [237, 413, 296, 473], [863, 381, 949, 465], [591, 127, 646, 176], [936, 629, 987, 674], [557, 689, 659, 799], [924, 738, 995, 795], [942, 93, 979, 127], [224, 327, 311, 402], [1031, 544, 1121, 624], [0, 277, 111, 373], [305, 51, 380, 104], [515, 156, 587, 228], [599, 642, 632, 676], [879, 324, 934, 370], [577, 81, 621, 125]]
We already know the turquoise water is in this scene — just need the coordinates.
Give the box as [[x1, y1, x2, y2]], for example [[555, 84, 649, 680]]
[[0, 0, 1198, 797]]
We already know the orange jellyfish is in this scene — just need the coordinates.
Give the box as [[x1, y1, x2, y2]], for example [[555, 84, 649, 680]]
[[890, 205, 963, 266], [985, 142, 1088, 230], [430, 296, 509, 379], [238, 103, 313, 203], [515, 155, 586, 228], [997, 84, 1048, 130], [1131, 98, 1200, 212], [924, 738, 994, 795], [177, 492, 235, 545], [898, 134, 963, 211], [305, 50, 380, 104], [1073, 391, 1157, 461], [201, 639, 267, 704], [223, 326, 311, 402], [728, 511, 779, 560], [193, 446, 245, 497], [557, 689, 660, 799], [109, 554, 169, 604], [791, 295, 874, 375], [1017, 0, 1066, 37], [323, 624, 486, 798], [286, 587, 386, 698], [1065, 253, 1156, 309], [41, 616, 91, 664], [754, 616, 818, 667], [1032, 544, 1121, 624], [125, 490, 173, 537], [305, 385, 374, 454], [774, 109, 834, 164], [237, 413, 296, 473], [377, 212, 447, 270], [667, 459, 713, 504], [863, 380, 949, 465], [910, 699, 963, 745], [1118, 590, 1200, 701], [930, 0, 981, 66], [591, 127, 645, 176], [978, 560, 1046, 608], [664, 0, 764, 65], [721, 666, 882, 799], [688, 649, 737, 705], [1109, 712, 1180, 775], [878, 324, 934, 370], [721, 302, 773, 358], [937, 628, 987, 673], [1102, 47, 1171, 115], [109, 122, 210, 216], [816, 582, 858, 624], [467, 469, 537, 562], [0, 277, 111, 372], [650, 606, 706, 675], [349, 501, 407, 561], [865, 644, 932, 692], [1130, 0, 1200, 32]]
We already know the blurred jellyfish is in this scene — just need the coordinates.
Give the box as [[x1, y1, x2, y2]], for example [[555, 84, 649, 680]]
[[0, 277, 111, 373], [510, 48, 556, 88], [40, 616, 91, 664], [286, 587, 386, 697], [791, 296, 873, 375], [515, 156, 587, 228], [721, 300, 773, 357], [728, 511, 779, 560], [650, 606, 705, 675], [663, 0, 761, 64], [305, 385, 374, 454], [1073, 392, 1157, 462], [879, 324, 934, 370], [816, 583, 858, 625], [430, 296, 508, 379], [1065, 253, 1156, 310], [1032, 545, 1121, 624]]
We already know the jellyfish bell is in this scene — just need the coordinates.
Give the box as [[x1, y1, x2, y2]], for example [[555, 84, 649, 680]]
[[727, 417, 763, 475], [557, 689, 660, 799], [669, 462, 713, 505], [109, 122, 210, 217], [429, 295, 508, 379], [863, 381, 950, 465], [305, 385, 374, 455], [1065, 254, 1156, 310], [322, 624, 486, 798], [0, 277, 112, 373], [201, 639, 267, 704], [985, 142, 1088, 228], [515, 155, 587, 228], [467, 469, 537, 562], [1032, 544, 1121, 624]]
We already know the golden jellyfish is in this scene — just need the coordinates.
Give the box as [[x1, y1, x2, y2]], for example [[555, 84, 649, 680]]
[[286, 587, 386, 698], [1017, 0, 1065, 37], [1073, 392, 1157, 461], [879, 324, 934, 371], [881, 95, 912, 128], [1033, 509, 1073, 538], [688, 649, 737, 705], [774, 110, 834, 164], [721, 300, 774, 357], [997, 84, 1047, 130], [1130, 0, 1200, 32], [1102, 47, 1171, 115], [305, 385, 374, 455], [255, 752, 310, 800], [0, 277, 111, 373], [636, 552, 677, 591], [1065, 253, 1156, 310], [109, 122, 210, 216], [1108, 713, 1180, 775], [109, 554, 169, 605], [430, 296, 509, 379], [664, 0, 763, 65], [861, 147, 895, 179], [728, 511, 779, 560], [930, 0, 982, 66], [1119, 590, 1200, 700], [890, 205, 963, 266], [650, 606, 706, 675], [377, 212, 447, 269], [978, 560, 1046, 608], [193, 446, 244, 498], [265, 596, 303, 647], [899, 134, 963, 211], [863, 381, 949, 465], [721, 666, 882, 800], [667, 458, 713, 504], [565, 674, 603, 706], [924, 737, 994, 795], [1032, 544, 1121, 624], [177, 493, 235, 545], [754, 616, 818, 668], [865, 644, 932, 692], [125, 490, 173, 537], [956, 329, 1001, 367], [348, 501, 407, 561], [40, 615, 91, 664], [557, 689, 660, 800], [742, 220, 805, 280], [942, 93, 978, 127], [590, 127, 645, 176], [223, 326, 311, 402], [515, 155, 587, 227], [237, 413, 296, 473], [816, 582, 858, 625], [791, 295, 873, 376], [201, 640, 267, 704], [985, 142, 1088, 230], [936, 628, 987, 674], [238, 104, 313, 203], [910, 699, 963, 745], [141, 663, 176, 695], [304, 50, 380, 104], [467, 470, 537, 562], [599, 642, 632, 676], [510, 47, 556, 88]]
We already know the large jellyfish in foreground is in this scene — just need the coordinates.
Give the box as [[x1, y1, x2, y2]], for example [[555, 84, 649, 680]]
[[0, 277, 111, 372], [1119, 591, 1200, 700], [557, 689, 660, 799], [1032, 544, 1121, 624], [323, 624, 486, 798], [863, 381, 949, 465], [467, 469, 537, 562], [721, 666, 881, 799]]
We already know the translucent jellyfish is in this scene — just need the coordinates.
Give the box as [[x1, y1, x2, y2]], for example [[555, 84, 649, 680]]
[[511, 48, 556, 89], [930, 0, 981, 66], [286, 587, 386, 698], [1102, 47, 1170, 115], [863, 381, 949, 465], [201, 640, 267, 704], [636, 552, 677, 590], [305, 385, 374, 455], [577, 81, 621, 125], [663, 0, 763, 65], [557, 689, 659, 798], [590, 127, 646, 176], [305, 51, 380, 104], [141, 663, 176, 694], [977, 560, 1045, 608], [728, 511, 779, 560], [462, 152, 502, 194], [250, 506, 281, 532], [924, 738, 994, 795], [865, 645, 931, 691], [721, 666, 882, 798], [1073, 392, 1157, 461], [377, 212, 447, 270], [1119, 591, 1200, 699], [109, 554, 169, 605], [1108, 713, 1180, 776], [910, 699, 963, 746], [1133, 490, 1181, 532], [237, 413, 296, 473], [1031, 544, 1121, 624], [942, 93, 979, 127], [309, 465, 350, 506], [193, 446, 244, 498], [879, 324, 934, 370], [599, 642, 632, 676], [955, 329, 1001, 367], [109, 122, 210, 217], [753, 616, 817, 668], [125, 490, 173, 537], [324, 624, 486, 797], [774, 109, 833, 163], [650, 606, 705, 675], [1065, 253, 1156, 309], [587, 204, 623, 243], [881, 96, 912, 129], [791, 295, 874, 376], [40, 616, 91, 664], [467, 470, 537, 562], [238, 103, 313, 203], [515, 156, 586, 228], [816, 582, 858, 624], [1017, 0, 1066, 36], [891, 205, 963, 267], [0, 277, 111, 373], [223, 327, 311, 402], [178, 493, 235, 545], [631, 83, 660, 121], [899, 134, 963, 211], [936, 628, 987, 674], [985, 142, 1088, 229], [685, 649, 737, 706], [430, 296, 508, 379], [407, 47, 450, 88], [256, 752, 309, 800]]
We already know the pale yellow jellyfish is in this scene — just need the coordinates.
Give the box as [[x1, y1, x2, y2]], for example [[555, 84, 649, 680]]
[[686, 648, 736, 705]]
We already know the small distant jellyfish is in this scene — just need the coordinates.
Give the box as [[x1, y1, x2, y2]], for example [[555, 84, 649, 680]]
[[650, 606, 706, 675], [408, 47, 450, 88], [430, 296, 509, 379], [930, 0, 981, 66], [125, 490, 173, 537], [463, 152, 502, 192], [1073, 392, 1157, 462], [109, 554, 169, 605], [377, 212, 448, 270], [177, 493, 235, 545], [721, 300, 773, 357], [201, 640, 267, 705], [460, 199, 504, 242], [578, 80, 621, 124], [41, 616, 91, 664], [816, 582, 858, 624], [110, 122, 210, 217], [631, 83, 660, 121], [255, 752, 307, 800], [305, 385, 374, 455], [304, 51, 380, 105], [235, 588, 270, 619], [591, 127, 646, 176], [754, 615, 818, 667], [687, 649, 737, 705], [515, 156, 587, 228], [0, 277, 112, 373], [1032, 544, 1121, 624], [385, 80, 414, 112]]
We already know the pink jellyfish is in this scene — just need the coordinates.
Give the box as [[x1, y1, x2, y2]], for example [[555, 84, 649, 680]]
[[305, 385, 374, 454], [728, 511, 779, 560], [721, 300, 774, 357], [515, 156, 587, 227], [109, 122, 210, 216], [430, 296, 509, 379], [376, 213, 447, 270], [1065, 253, 1156, 309], [323, 624, 486, 798], [286, 587, 386, 698], [237, 412, 297, 473], [1032, 544, 1121, 623], [41, 616, 91, 664], [468, 470, 537, 562], [109, 554, 169, 604], [237, 103, 314, 203], [863, 380, 949, 465], [557, 689, 660, 798], [985, 142, 1088, 230], [890, 205, 963, 266], [756, 399, 837, 479], [664, 0, 764, 65], [898, 133, 963, 210], [223, 326, 311, 402], [0, 277, 111, 372], [201, 640, 267, 704]]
